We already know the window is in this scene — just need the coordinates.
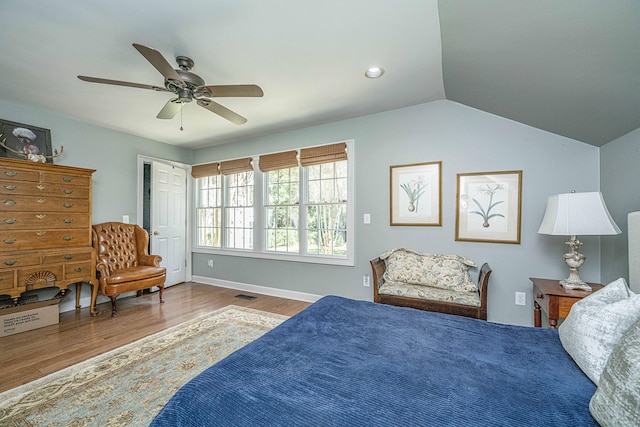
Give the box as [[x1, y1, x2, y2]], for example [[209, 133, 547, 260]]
[[193, 141, 353, 265], [265, 167, 299, 253], [305, 161, 347, 256], [225, 170, 254, 250]]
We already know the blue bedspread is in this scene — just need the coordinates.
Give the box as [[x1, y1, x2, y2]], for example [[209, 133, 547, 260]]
[[151, 296, 597, 426]]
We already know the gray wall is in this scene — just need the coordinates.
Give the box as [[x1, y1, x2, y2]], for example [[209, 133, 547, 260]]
[[600, 127, 640, 286], [193, 100, 601, 325], [0, 99, 193, 311]]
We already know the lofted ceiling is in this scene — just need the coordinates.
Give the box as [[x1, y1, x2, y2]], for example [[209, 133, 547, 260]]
[[0, 1, 638, 149]]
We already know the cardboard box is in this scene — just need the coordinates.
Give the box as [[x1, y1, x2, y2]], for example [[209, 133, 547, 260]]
[[1, 298, 60, 337]]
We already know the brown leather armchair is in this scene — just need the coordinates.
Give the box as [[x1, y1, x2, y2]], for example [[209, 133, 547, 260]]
[[92, 222, 166, 316]]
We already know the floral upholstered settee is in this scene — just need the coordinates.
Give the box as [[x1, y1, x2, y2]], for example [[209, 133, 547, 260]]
[[370, 248, 492, 320]]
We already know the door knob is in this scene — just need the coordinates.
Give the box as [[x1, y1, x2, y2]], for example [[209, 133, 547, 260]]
[[153, 231, 160, 235]]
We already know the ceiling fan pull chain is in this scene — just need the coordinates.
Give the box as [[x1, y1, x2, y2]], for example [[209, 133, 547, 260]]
[[180, 102, 184, 131]]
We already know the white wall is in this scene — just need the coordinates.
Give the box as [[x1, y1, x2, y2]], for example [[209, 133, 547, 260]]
[[192, 100, 600, 325]]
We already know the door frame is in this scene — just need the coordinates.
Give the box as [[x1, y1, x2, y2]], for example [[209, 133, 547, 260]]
[[136, 154, 193, 283]]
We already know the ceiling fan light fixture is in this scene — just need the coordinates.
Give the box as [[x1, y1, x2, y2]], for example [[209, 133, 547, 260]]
[[365, 67, 385, 79]]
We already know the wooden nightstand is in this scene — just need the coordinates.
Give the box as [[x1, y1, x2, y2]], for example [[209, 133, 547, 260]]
[[530, 277, 604, 328]]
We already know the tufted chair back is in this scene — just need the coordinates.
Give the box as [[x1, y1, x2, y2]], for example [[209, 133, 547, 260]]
[[92, 222, 149, 273]]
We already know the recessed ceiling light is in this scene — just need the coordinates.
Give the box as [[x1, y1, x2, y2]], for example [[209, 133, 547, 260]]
[[365, 67, 385, 79]]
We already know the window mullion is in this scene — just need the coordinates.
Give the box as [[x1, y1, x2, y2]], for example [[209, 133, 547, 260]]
[[299, 164, 309, 255], [253, 159, 263, 253]]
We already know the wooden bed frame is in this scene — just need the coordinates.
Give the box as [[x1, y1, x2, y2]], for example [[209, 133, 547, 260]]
[[370, 258, 492, 320]]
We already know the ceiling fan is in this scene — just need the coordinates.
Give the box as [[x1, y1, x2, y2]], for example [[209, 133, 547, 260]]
[[78, 43, 263, 125]]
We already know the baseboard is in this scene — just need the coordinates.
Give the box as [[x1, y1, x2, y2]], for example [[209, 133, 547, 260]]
[[191, 275, 322, 303]]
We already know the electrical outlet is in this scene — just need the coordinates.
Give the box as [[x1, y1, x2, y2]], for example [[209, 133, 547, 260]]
[[515, 292, 526, 306], [207, 259, 214, 268], [363, 274, 370, 287]]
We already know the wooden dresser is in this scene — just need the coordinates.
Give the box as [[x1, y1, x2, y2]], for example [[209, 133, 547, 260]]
[[0, 158, 97, 314]]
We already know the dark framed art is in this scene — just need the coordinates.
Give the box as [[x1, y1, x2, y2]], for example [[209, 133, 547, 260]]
[[390, 161, 442, 226], [0, 119, 53, 163], [455, 170, 522, 244]]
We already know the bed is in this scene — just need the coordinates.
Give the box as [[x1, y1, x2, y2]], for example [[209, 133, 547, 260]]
[[150, 295, 597, 426]]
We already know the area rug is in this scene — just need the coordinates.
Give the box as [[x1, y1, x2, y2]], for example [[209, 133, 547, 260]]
[[0, 306, 288, 427]]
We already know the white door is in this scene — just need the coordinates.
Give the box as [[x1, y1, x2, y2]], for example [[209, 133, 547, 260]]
[[151, 160, 187, 287]]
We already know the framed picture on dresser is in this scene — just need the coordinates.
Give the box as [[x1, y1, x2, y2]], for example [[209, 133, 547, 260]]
[[0, 119, 53, 163]]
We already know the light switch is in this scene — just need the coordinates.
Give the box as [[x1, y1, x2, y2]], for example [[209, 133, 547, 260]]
[[364, 213, 371, 224], [122, 215, 130, 224]]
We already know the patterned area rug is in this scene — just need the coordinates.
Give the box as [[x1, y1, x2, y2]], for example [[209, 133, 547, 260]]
[[0, 306, 288, 427]]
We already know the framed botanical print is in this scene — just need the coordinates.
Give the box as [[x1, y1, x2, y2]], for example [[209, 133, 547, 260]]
[[390, 161, 442, 226], [455, 170, 522, 244]]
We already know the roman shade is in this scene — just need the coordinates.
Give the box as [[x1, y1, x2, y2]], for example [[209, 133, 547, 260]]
[[258, 150, 299, 172], [300, 142, 347, 166], [191, 162, 220, 178], [219, 158, 253, 175]]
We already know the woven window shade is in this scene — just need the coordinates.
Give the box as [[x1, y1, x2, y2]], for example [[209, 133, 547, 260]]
[[299, 142, 347, 166], [258, 150, 299, 172], [219, 157, 253, 175], [191, 162, 220, 178]]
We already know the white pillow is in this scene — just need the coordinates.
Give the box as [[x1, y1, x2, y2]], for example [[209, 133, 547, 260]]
[[558, 278, 640, 385]]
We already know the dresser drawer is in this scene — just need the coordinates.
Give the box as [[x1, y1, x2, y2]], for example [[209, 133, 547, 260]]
[[0, 196, 90, 212], [18, 265, 64, 290], [0, 212, 90, 230], [0, 181, 90, 199], [0, 166, 39, 182], [42, 172, 91, 188], [65, 262, 93, 280], [0, 270, 15, 292], [43, 250, 93, 264], [0, 253, 41, 268], [0, 229, 90, 251]]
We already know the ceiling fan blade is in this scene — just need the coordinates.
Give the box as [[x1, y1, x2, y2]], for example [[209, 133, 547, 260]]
[[157, 99, 181, 119], [132, 43, 185, 87], [78, 75, 168, 91], [200, 85, 264, 98], [197, 99, 247, 125]]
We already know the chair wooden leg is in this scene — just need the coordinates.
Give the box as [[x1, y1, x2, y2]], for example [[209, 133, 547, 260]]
[[109, 296, 118, 317], [159, 285, 165, 303]]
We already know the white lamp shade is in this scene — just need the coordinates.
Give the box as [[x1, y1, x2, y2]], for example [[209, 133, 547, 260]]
[[538, 192, 621, 236]]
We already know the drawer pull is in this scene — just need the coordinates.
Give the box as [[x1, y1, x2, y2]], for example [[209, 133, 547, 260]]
[[37, 184, 46, 191], [4, 185, 16, 191], [74, 267, 83, 273], [63, 177, 73, 182], [36, 214, 46, 219], [4, 200, 16, 206], [4, 260, 16, 266], [64, 255, 74, 260], [36, 231, 46, 236], [63, 203, 73, 208], [63, 189, 73, 195], [4, 171, 17, 177], [63, 236, 73, 241], [4, 219, 16, 224], [63, 218, 74, 224], [3, 239, 16, 245], [37, 198, 46, 204]]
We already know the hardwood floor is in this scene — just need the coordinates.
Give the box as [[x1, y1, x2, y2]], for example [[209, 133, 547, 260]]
[[0, 282, 310, 393]]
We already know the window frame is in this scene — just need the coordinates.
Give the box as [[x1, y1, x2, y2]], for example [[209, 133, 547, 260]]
[[192, 140, 354, 266]]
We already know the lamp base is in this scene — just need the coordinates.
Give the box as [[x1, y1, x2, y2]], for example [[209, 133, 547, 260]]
[[560, 235, 592, 292], [560, 277, 593, 292]]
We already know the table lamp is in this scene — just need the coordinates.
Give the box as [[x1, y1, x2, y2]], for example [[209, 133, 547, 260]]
[[538, 191, 621, 291]]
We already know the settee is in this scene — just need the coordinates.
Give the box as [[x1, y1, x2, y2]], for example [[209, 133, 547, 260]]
[[370, 248, 492, 320]]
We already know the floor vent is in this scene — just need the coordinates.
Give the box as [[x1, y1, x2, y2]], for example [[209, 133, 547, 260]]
[[235, 294, 257, 300]]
